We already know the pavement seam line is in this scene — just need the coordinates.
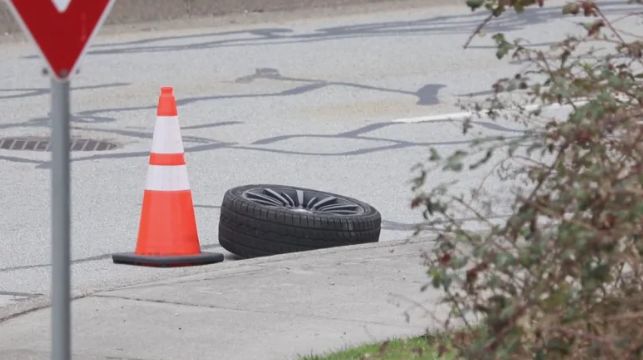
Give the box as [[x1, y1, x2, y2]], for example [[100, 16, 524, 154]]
[[104, 268, 267, 292], [0, 292, 94, 324], [101, 255, 421, 293], [92, 293, 426, 330]]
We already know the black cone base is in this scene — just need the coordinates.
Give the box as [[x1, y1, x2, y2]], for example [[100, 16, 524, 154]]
[[112, 252, 224, 267]]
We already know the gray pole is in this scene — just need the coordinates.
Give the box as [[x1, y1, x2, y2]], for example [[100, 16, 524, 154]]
[[51, 78, 71, 360]]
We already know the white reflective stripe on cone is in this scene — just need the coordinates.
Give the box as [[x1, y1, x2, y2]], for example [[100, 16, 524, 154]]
[[145, 165, 191, 191], [151, 116, 184, 154]]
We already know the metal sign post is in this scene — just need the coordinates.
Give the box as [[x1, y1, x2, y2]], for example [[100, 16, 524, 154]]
[[50, 78, 71, 360], [5, 1, 114, 359]]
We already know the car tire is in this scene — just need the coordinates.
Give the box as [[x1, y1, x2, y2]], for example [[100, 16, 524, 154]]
[[218, 184, 381, 258]]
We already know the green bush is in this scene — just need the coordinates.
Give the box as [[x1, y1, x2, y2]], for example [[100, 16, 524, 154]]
[[412, 1, 642, 358]]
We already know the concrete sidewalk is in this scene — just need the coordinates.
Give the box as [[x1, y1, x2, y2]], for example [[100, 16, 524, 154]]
[[0, 239, 444, 360]]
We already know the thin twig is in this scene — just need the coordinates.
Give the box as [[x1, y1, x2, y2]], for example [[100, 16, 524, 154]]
[[594, 6, 626, 44], [464, 13, 494, 49]]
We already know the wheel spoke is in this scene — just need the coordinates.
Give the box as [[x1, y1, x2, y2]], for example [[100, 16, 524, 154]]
[[246, 191, 284, 206], [264, 188, 289, 206], [296, 190, 304, 207], [317, 204, 359, 213], [244, 187, 364, 216], [282, 192, 295, 207], [311, 196, 337, 210], [249, 199, 280, 207]]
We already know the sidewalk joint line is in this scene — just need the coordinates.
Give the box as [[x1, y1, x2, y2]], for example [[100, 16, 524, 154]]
[[92, 294, 424, 330]]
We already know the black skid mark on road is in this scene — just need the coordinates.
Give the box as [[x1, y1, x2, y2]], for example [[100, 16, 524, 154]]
[[335, 122, 394, 137], [0, 83, 132, 131], [0, 115, 120, 131], [1, 66, 443, 137], [1, 116, 526, 167], [245, 119, 526, 156], [0, 71, 519, 166], [95, 29, 289, 48], [278, 82, 329, 95], [32, 140, 235, 169], [0, 155, 44, 165], [0, 87, 48, 101], [0, 291, 42, 298], [3, 70, 427, 134], [23, 3, 629, 58], [416, 84, 446, 106], [0, 119, 242, 167], [236, 67, 446, 106], [231, 142, 411, 157], [0, 82, 130, 101], [0, 119, 46, 130], [235, 67, 281, 82], [182, 121, 243, 130], [72, 125, 223, 144], [236, 137, 510, 157]]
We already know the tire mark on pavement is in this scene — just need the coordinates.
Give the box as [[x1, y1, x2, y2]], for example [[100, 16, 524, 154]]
[[0, 118, 526, 166], [0, 291, 42, 297], [0, 154, 44, 164], [0, 82, 130, 101], [0, 69, 442, 133], [236, 67, 445, 106], [0, 68, 525, 166], [37, 4, 630, 57]]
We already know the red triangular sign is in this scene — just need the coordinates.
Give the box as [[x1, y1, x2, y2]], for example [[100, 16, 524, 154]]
[[8, 0, 113, 79]]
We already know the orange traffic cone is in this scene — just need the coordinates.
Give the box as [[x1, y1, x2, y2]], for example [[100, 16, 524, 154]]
[[113, 87, 223, 267]]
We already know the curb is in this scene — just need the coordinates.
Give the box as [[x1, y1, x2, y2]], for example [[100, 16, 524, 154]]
[[0, 237, 435, 322]]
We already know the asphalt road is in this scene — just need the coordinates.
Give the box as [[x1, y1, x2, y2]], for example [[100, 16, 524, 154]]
[[0, 0, 638, 317]]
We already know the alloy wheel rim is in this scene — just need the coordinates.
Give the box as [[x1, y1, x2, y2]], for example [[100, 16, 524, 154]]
[[242, 187, 364, 216]]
